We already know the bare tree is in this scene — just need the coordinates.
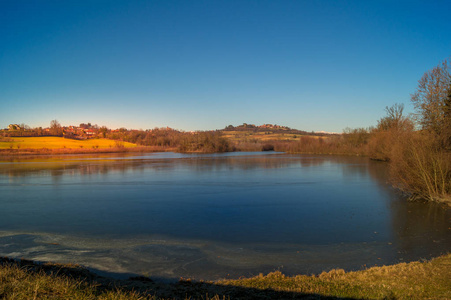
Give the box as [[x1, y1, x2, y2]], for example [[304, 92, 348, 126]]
[[50, 120, 63, 136], [411, 58, 451, 137], [99, 126, 109, 138], [443, 82, 451, 148], [377, 103, 412, 131]]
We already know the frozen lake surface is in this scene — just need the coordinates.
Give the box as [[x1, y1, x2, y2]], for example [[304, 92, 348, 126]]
[[0, 152, 449, 280]]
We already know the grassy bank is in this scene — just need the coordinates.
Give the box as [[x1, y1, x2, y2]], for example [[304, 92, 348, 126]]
[[0, 137, 175, 156], [1, 254, 450, 299]]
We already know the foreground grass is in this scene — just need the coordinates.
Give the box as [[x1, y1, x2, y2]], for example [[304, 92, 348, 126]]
[[0, 264, 138, 300], [0, 137, 137, 150], [1, 254, 450, 299], [218, 254, 451, 299]]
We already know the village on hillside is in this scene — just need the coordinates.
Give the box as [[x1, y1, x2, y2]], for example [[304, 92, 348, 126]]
[[4, 123, 107, 139], [2, 122, 177, 139]]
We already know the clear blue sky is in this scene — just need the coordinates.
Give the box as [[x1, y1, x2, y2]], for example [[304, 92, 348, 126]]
[[1, 0, 450, 132]]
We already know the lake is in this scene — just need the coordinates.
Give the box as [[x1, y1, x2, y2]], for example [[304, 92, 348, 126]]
[[0, 152, 449, 281]]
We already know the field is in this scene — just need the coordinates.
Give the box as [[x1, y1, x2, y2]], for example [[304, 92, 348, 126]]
[[0, 137, 137, 150], [221, 130, 318, 142], [220, 130, 329, 152]]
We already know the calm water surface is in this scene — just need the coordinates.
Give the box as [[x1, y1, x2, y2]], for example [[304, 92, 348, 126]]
[[0, 152, 449, 280]]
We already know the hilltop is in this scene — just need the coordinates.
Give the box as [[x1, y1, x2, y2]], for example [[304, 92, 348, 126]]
[[222, 123, 336, 136]]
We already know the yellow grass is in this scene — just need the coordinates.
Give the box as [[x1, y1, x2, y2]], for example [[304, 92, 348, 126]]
[[218, 253, 451, 299], [1, 254, 450, 299], [0, 137, 137, 150]]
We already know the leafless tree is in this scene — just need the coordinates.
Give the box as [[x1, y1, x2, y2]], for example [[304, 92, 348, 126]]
[[50, 119, 63, 136], [411, 58, 451, 140], [377, 103, 412, 131]]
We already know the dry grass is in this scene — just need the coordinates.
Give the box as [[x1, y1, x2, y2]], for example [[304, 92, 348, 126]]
[[1, 254, 450, 299], [218, 253, 451, 299], [222, 131, 295, 152], [222, 131, 322, 142], [0, 262, 146, 299]]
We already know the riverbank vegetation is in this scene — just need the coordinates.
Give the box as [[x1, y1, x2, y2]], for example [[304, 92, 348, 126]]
[[0, 254, 449, 299], [258, 58, 451, 204], [367, 59, 450, 204]]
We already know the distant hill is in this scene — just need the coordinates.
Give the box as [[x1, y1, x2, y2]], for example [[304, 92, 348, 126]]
[[221, 123, 336, 136]]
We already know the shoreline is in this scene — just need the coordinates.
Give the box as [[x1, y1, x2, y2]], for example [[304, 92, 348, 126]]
[[1, 253, 450, 299]]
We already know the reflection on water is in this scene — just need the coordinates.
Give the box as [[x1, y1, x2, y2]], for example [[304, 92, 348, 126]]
[[0, 152, 449, 280], [0, 152, 380, 178]]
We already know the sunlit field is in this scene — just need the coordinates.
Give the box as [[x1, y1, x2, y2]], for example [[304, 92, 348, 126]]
[[0, 137, 137, 150], [222, 130, 325, 142]]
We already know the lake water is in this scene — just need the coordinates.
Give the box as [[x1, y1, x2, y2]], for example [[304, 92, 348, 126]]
[[0, 152, 449, 281]]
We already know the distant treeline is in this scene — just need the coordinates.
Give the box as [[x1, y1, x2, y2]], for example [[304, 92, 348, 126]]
[[107, 128, 231, 153], [0, 125, 232, 153]]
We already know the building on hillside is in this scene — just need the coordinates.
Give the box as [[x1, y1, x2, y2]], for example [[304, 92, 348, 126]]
[[85, 129, 96, 136], [259, 124, 274, 129]]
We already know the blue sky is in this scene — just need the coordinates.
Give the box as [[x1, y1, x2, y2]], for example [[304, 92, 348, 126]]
[[1, 0, 450, 132]]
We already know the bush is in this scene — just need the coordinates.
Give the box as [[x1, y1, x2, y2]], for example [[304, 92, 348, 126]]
[[177, 131, 231, 153], [262, 144, 275, 151], [389, 131, 451, 203]]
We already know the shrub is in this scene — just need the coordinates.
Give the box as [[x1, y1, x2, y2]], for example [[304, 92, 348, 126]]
[[114, 141, 125, 149], [262, 144, 275, 151], [389, 131, 451, 203]]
